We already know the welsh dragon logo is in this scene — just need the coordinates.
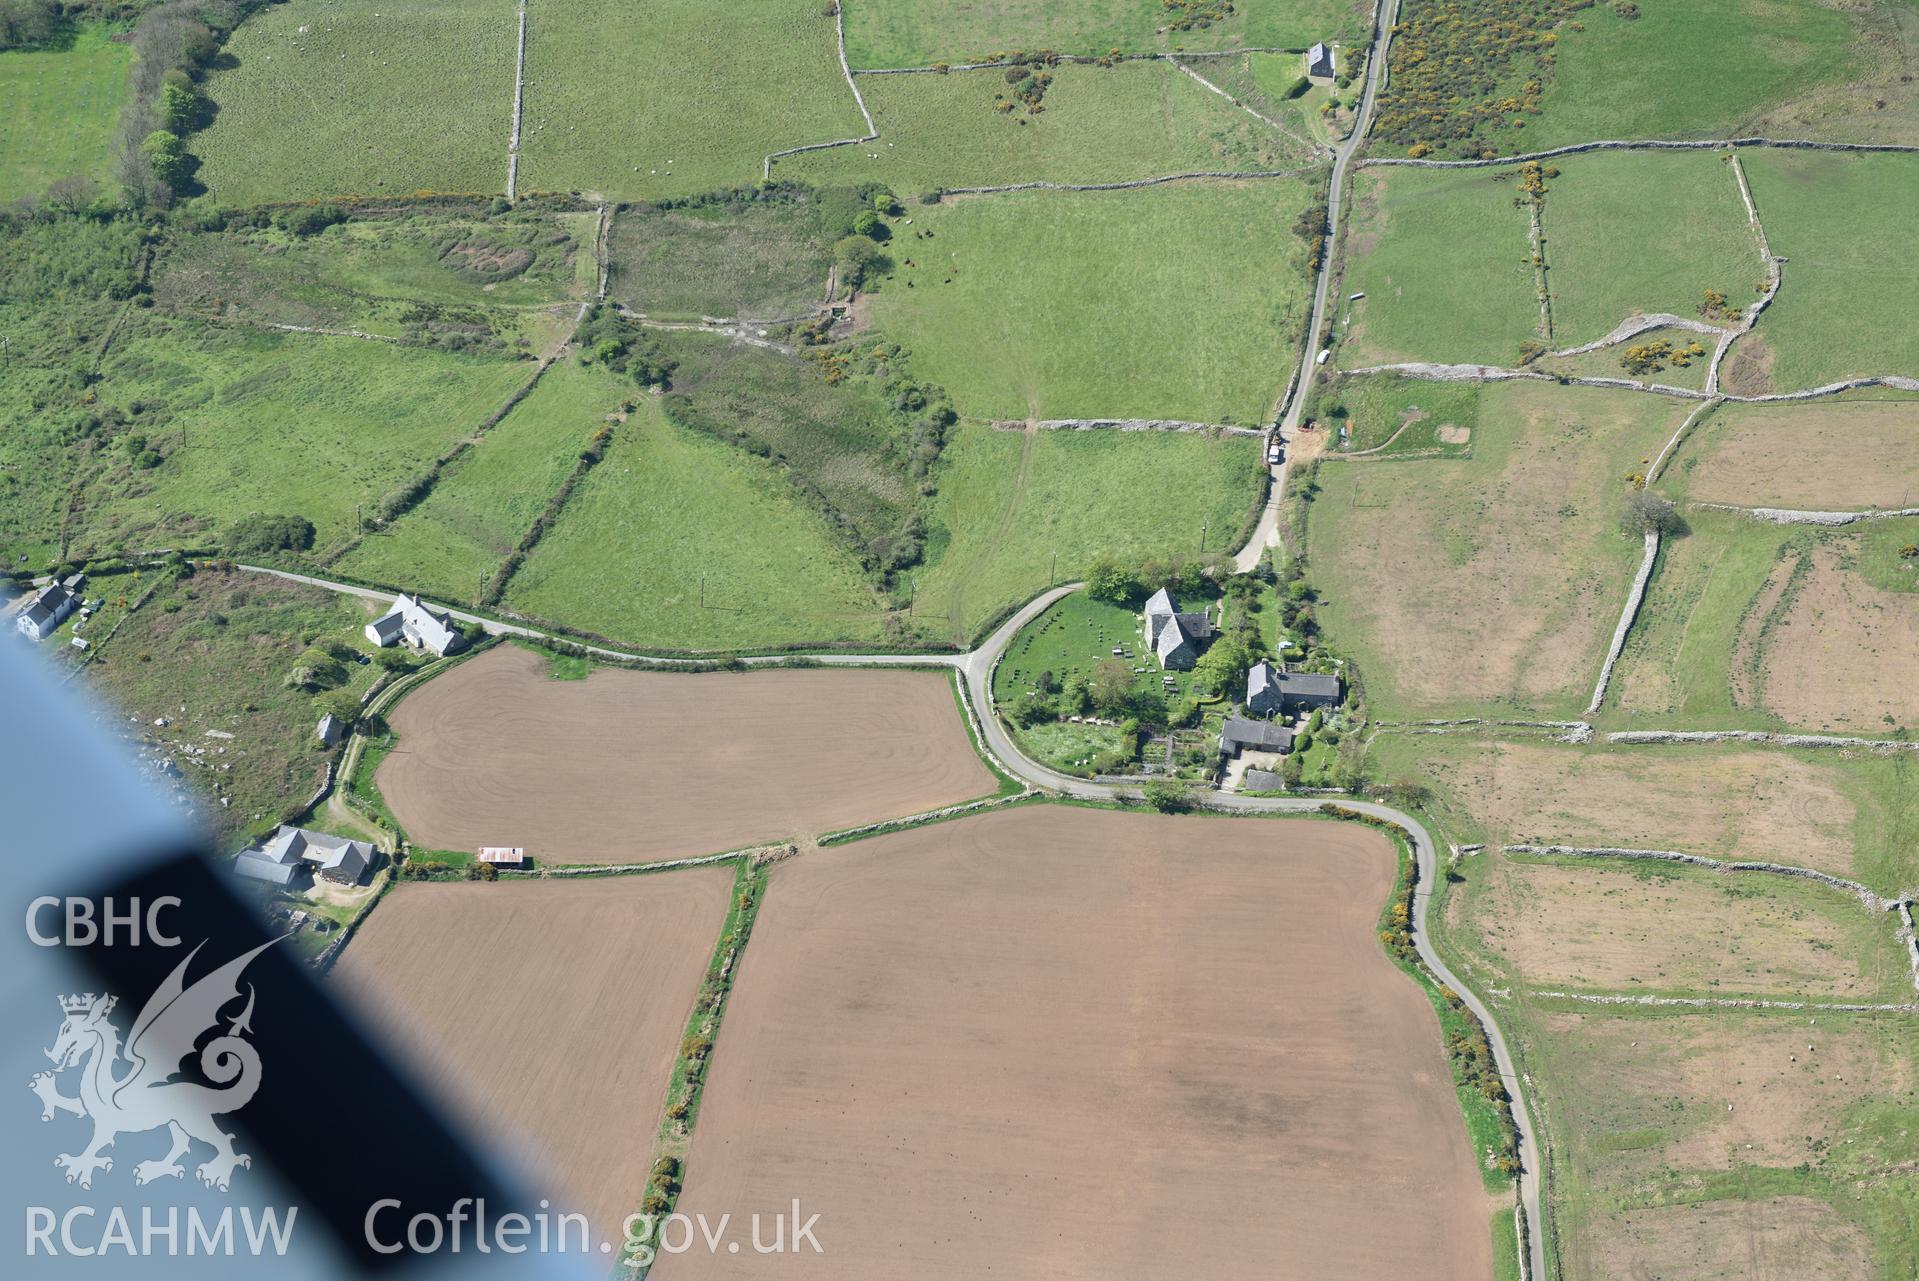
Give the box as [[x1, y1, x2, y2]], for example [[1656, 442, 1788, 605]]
[[28, 938, 277, 1191]]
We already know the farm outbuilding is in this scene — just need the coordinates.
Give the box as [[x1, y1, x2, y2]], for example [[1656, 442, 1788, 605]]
[[1307, 42, 1336, 79], [477, 847, 527, 866]]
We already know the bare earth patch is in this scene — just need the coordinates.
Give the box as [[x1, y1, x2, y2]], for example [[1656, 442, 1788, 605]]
[[1720, 331, 1777, 397], [1589, 1197, 1872, 1281], [1761, 540, 1919, 732], [660, 807, 1492, 1280], [1425, 740, 1859, 877], [331, 871, 735, 1238], [1538, 1010, 1913, 1174], [1685, 400, 1919, 511], [1313, 382, 1687, 716], [1436, 422, 1471, 444], [378, 646, 995, 862], [1478, 856, 1898, 999]]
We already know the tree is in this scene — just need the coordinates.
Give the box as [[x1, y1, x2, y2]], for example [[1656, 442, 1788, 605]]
[[1140, 780, 1193, 813], [318, 689, 363, 727], [851, 209, 881, 238], [140, 130, 190, 189], [1192, 634, 1255, 696], [1620, 489, 1685, 537], [160, 79, 199, 134], [1085, 558, 1137, 603], [1089, 658, 1134, 713], [833, 234, 889, 289]]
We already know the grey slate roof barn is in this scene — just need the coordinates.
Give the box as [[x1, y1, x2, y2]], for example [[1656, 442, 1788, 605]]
[[316, 713, 347, 746], [1220, 716, 1295, 757], [1307, 41, 1336, 78]]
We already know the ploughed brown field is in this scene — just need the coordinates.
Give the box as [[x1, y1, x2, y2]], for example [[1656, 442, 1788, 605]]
[[377, 645, 995, 862], [331, 872, 734, 1239], [657, 806, 1492, 1280]]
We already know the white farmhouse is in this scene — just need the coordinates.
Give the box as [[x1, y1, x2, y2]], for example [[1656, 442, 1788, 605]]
[[364, 593, 464, 657], [14, 575, 83, 642]]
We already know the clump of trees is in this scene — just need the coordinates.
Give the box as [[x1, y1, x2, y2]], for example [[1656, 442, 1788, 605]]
[[575, 305, 677, 388], [225, 513, 315, 555], [0, 0, 59, 50], [1085, 552, 1228, 605], [117, 1, 280, 205]]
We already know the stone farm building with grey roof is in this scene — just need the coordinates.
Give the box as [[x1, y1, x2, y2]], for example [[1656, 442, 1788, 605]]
[[1307, 41, 1336, 78], [1246, 662, 1343, 718], [232, 825, 374, 888], [1220, 716, 1295, 758]]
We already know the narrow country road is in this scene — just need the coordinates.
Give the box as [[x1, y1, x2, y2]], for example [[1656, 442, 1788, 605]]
[[246, 562, 1546, 1279], [1235, 0, 1401, 571]]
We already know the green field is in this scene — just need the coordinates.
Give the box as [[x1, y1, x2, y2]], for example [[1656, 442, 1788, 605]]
[[777, 59, 1308, 191], [338, 355, 630, 601], [70, 319, 533, 560], [1543, 151, 1763, 348], [659, 333, 928, 566], [607, 196, 841, 321], [152, 204, 585, 350], [1733, 150, 1919, 393], [0, 23, 130, 201], [868, 180, 1313, 422], [517, 0, 867, 202], [1307, 380, 1687, 720], [842, 0, 1370, 66], [80, 565, 385, 847], [503, 398, 887, 651], [912, 424, 1262, 643], [194, 0, 515, 205], [1340, 166, 1537, 367], [1531, 0, 1862, 149]]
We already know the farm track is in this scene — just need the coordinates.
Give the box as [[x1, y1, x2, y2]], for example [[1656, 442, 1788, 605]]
[[1234, 0, 1401, 572]]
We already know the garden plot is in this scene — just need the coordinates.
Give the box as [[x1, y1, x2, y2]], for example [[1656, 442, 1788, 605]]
[[516, 0, 867, 201], [194, 0, 516, 204], [841, 0, 1370, 67], [1339, 166, 1537, 368], [1727, 151, 1919, 394], [376, 645, 993, 863], [1669, 398, 1919, 513], [663, 806, 1492, 1280], [913, 425, 1262, 646], [71, 319, 533, 559], [0, 23, 131, 201], [1471, 852, 1910, 1002], [339, 355, 632, 603], [1368, 734, 1919, 894], [868, 180, 1313, 422], [1307, 380, 1688, 720], [1611, 508, 1919, 733], [332, 871, 735, 1240], [777, 59, 1308, 192]]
